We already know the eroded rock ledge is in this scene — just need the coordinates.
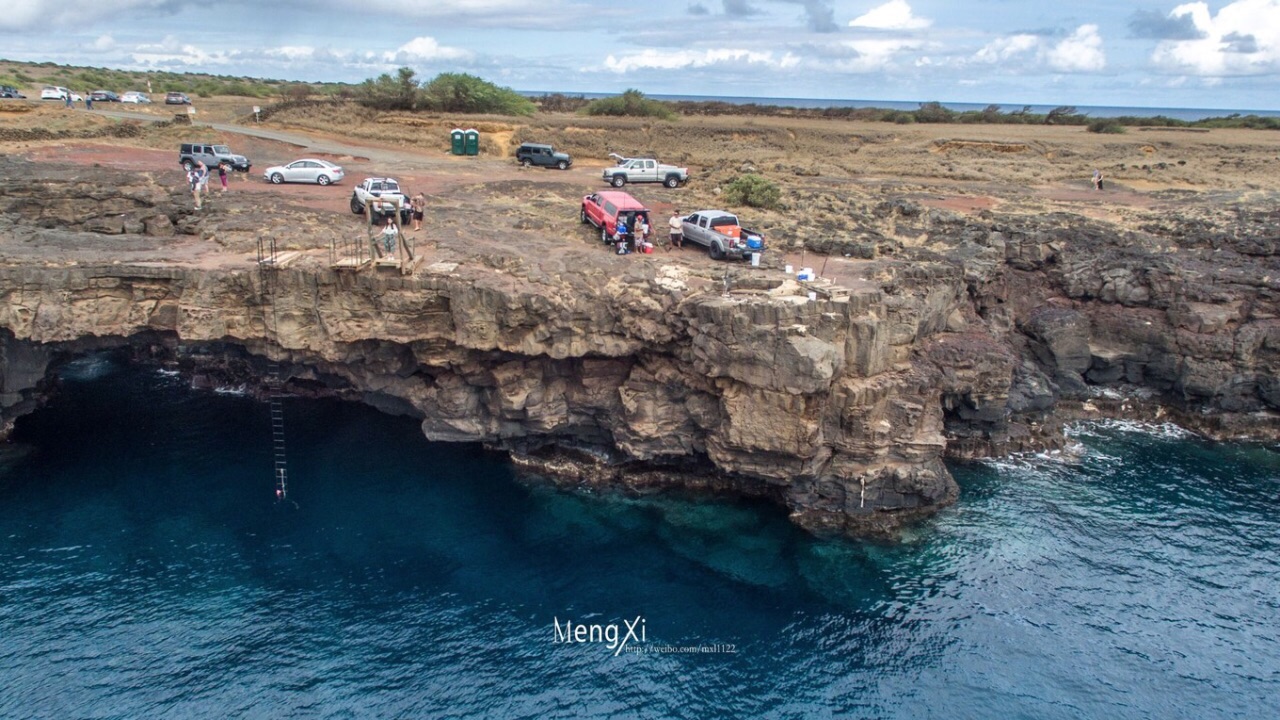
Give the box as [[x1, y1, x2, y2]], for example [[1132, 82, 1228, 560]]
[[1, 157, 1278, 536]]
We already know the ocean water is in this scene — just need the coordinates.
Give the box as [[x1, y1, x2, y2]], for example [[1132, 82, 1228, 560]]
[[1, 355, 1278, 719]]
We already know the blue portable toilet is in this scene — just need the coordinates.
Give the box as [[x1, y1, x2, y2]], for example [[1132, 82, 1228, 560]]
[[450, 128, 465, 155], [464, 128, 480, 156]]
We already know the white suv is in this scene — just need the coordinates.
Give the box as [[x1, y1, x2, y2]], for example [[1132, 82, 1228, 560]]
[[40, 86, 70, 101], [121, 92, 151, 104]]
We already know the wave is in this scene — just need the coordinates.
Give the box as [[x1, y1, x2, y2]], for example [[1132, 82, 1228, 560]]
[[1067, 418, 1198, 441]]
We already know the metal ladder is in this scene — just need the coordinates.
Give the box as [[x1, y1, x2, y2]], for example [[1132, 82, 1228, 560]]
[[267, 361, 289, 503], [258, 238, 292, 504]]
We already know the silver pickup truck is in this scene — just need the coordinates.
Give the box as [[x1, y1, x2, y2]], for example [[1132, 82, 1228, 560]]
[[681, 210, 765, 261], [603, 154, 689, 188]]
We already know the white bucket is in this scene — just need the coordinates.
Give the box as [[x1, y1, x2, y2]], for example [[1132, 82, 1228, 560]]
[[808, 291, 818, 301], [784, 264, 793, 274], [750, 253, 761, 267]]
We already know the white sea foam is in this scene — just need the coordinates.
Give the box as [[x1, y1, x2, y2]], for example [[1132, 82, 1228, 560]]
[[211, 385, 249, 396], [1067, 418, 1197, 441]]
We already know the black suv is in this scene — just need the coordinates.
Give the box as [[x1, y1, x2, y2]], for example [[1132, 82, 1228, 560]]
[[0, 86, 25, 99], [89, 90, 120, 102], [515, 143, 572, 170]]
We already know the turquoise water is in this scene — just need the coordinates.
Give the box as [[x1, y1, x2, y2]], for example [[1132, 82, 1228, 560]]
[[1, 355, 1278, 719]]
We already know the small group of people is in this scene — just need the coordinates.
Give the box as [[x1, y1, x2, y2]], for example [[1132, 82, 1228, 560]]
[[611, 208, 686, 256], [186, 161, 231, 209], [374, 193, 426, 261], [613, 211, 653, 254], [65, 93, 92, 110]]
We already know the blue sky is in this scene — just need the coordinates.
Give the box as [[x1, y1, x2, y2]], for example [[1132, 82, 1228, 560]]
[[3, 0, 1279, 110]]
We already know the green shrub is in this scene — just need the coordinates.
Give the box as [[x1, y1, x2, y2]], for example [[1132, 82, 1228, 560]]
[[420, 72, 535, 115], [723, 174, 781, 210], [582, 89, 676, 120], [1087, 118, 1126, 134]]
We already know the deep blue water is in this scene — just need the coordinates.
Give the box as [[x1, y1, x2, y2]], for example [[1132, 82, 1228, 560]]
[[1, 355, 1278, 719], [522, 91, 1280, 122]]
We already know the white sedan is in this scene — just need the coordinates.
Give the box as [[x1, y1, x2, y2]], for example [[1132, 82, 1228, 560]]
[[263, 159, 345, 186], [121, 92, 151, 104]]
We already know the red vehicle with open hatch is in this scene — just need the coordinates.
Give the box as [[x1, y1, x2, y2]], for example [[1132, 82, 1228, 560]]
[[580, 190, 651, 245]]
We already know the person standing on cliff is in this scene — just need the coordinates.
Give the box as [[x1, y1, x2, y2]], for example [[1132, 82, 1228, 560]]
[[216, 162, 229, 193], [668, 209, 683, 250], [411, 192, 425, 232], [380, 217, 398, 258], [1092, 169, 1104, 191], [188, 163, 204, 210]]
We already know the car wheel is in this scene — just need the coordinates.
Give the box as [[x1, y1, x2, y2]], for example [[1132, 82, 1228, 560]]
[[520, 158, 531, 167], [601, 226, 609, 244], [317, 175, 331, 186], [580, 207, 588, 224], [664, 175, 680, 189], [557, 160, 568, 171], [350, 196, 364, 214], [611, 175, 626, 188], [270, 173, 284, 184], [710, 243, 725, 261], [182, 160, 194, 171]]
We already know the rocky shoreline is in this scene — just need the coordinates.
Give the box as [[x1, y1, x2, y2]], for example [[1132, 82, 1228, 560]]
[[0, 139, 1277, 537]]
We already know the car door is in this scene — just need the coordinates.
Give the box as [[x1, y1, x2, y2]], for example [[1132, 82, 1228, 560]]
[[286, 161, 311, 183]]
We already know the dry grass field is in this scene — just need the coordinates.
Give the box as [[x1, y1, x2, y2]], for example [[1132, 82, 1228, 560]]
[[4, 95, 1279, 265]]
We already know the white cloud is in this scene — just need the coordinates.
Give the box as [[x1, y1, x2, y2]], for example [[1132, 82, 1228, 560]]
[[1, 0, 172, 31], [602, 48, 798, 73], [820, 39, 924, 72], [969, 26, 1105, 73], [1045, 24, 1106, 72], [1151, 0, 1280, 76], [0, 0, 581, 32], [974, 34, 1038, 63], [848, 0, 932, 31], [385, 36, 472, 63], [92, 34, 116, 52]]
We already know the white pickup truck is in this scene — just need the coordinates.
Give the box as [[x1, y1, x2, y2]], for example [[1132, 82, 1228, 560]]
[[681, 210, 766, 261], [603, 154, 689, 188], [350, 177, 411, 224]]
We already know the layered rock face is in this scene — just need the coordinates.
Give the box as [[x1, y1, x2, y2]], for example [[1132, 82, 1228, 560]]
[[1, 157, 1277, 536], [0, 260, 962, 535]]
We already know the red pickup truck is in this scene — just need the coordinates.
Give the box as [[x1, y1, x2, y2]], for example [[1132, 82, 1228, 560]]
[[580, 191, 651, 244]]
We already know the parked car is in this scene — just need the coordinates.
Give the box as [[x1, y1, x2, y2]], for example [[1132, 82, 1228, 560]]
[[515, 143, 572, 170], [580, 190, 651, 244], [263, 159, 345, 186], [40, 86, 71, 100], [351, 177, 411, 224], [681, 210, 766, 261], [602, 155, 688, 188], [178, 143, 251, 172], [121, 91, 151, 104], [0, 86, 26, 99], [89, 90, 120, 102], [165, 92, 191, 105]]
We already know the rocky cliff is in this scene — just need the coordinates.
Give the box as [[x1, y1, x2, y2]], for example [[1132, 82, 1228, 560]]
[[1, 156, 1277, 536]]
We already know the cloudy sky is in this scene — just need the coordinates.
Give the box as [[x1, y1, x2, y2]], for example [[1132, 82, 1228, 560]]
[[4, 0, 1279, 110]]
